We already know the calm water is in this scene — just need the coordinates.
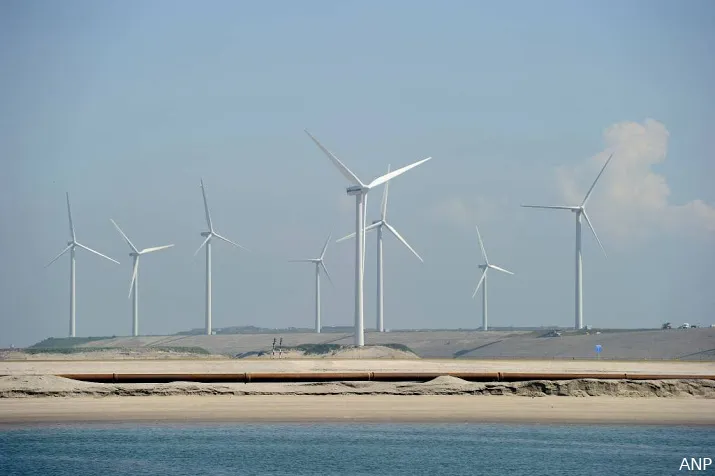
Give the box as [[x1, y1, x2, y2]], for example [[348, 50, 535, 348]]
[[1, 423, 712, 475]]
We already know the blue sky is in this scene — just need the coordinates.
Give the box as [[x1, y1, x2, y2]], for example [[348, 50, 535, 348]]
[[1, 0, 714, 346]]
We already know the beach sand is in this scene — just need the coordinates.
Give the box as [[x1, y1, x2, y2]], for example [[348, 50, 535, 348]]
[[1, 395, 714, 426], [2, 358, 714, 376]]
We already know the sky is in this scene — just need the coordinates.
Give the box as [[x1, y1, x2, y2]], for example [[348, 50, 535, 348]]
[[1, 0, 714, 347]]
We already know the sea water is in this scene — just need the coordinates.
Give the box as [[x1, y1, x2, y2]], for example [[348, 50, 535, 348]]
[[1, 423, 712, 475]]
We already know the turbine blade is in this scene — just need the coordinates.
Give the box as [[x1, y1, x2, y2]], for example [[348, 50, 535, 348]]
[[110, 219, 139, 253], [380, 164, 391, 220], [582, 152, 615, 207], [128, 257, 138, 299], [475, 223, 489, 264], [75, 242, 120, 264], [200, 178, 213, 231], [384, 222, 423, 262], [140, 244, 175, 254], [320, 261, 334, 287], [66, 192, 76, 241], [194, 235, 211, 256], [582, 210, 607, 257], [472, 268, 488, 298], [335, 222, 380, 243], [367, 157, 432, 189], [489, 264, 514, 275], [304, 130, 365, 187], [45, 244, 73, 268], [521, 205, 579, 210], [319, 233, 332, 260], [214, 233, 250, 252]]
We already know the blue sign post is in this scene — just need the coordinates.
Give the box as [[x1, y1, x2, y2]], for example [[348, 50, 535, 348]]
[[595, 344, 602, 359]]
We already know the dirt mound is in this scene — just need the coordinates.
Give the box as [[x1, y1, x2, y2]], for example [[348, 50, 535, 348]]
[[425, 375, 471, 385]]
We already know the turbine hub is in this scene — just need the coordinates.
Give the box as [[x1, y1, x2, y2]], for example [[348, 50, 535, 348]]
[[346, 185, 366, 195]]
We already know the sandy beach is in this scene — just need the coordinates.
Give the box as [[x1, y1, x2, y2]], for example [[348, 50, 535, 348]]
[[2, 357, 714, 376], [1, 395, 714, 426], [2, 357, 713, 427]]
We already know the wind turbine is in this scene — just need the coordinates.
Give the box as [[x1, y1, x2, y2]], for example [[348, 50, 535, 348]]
[[45, 193, 120, 337], [194, 178, 249, 336], [471, 224, 514, 331], [110, 219, 174, 337], [336, 164, 424, 333], [289, 233, 334, 333], [305, 130, 431, 346], [521, 152, 614, 330]]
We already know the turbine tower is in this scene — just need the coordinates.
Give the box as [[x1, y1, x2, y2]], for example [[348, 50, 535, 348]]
[[305, 130, 431, 346], [45, 193, 120, 337], [521, 152, 614, 330], [471, 223, 514, 331], [194, 179, 249, 336], [336, 164, 424, 333], [289, 233, 334, 333], [110, 219, 174, 337]]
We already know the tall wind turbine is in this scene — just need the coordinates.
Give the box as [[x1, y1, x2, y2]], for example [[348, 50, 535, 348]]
[[521, 152, 614, 330], [305, 130, 431, 346], [194, 179, 249, 336], [336, 164, 424, 333], [45, 193, 120, 337], [110, 219, 174, 337], [289, 233, 334, 333], [472, 224, 514, 331]]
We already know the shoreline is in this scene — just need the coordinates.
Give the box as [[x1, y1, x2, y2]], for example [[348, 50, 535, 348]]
[[2, 395, 715, 426]]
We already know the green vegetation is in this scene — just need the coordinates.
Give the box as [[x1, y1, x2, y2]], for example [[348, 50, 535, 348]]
[[282, 343, 415, 355], [23, 346, 211, 355], [381, 343, 414, 353], [28, 337, 116, 349], [292, 343, 343, 355]]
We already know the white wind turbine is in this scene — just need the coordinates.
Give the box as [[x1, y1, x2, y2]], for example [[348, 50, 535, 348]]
[[110, 219, 174, 337], [305, 130, 431, 346], [194, 178, 249, 336], [521, 152, 614, 330], [336, 164, 424, 333], [472, 224, 514, 331], [45, 192, 120, 337], [288, 233, 334, 333]]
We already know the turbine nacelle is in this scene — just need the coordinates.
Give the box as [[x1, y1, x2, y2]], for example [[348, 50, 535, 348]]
[[200, 231, 211, 237], [346, 185, 367, 195]]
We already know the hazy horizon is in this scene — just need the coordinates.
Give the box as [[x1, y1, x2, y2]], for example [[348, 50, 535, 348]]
[[2, 1, 714, 347]]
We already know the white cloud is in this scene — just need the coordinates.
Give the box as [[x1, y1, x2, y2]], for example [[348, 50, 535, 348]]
[[427, 195, 496, 229], [556, 118, 715, 241]]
